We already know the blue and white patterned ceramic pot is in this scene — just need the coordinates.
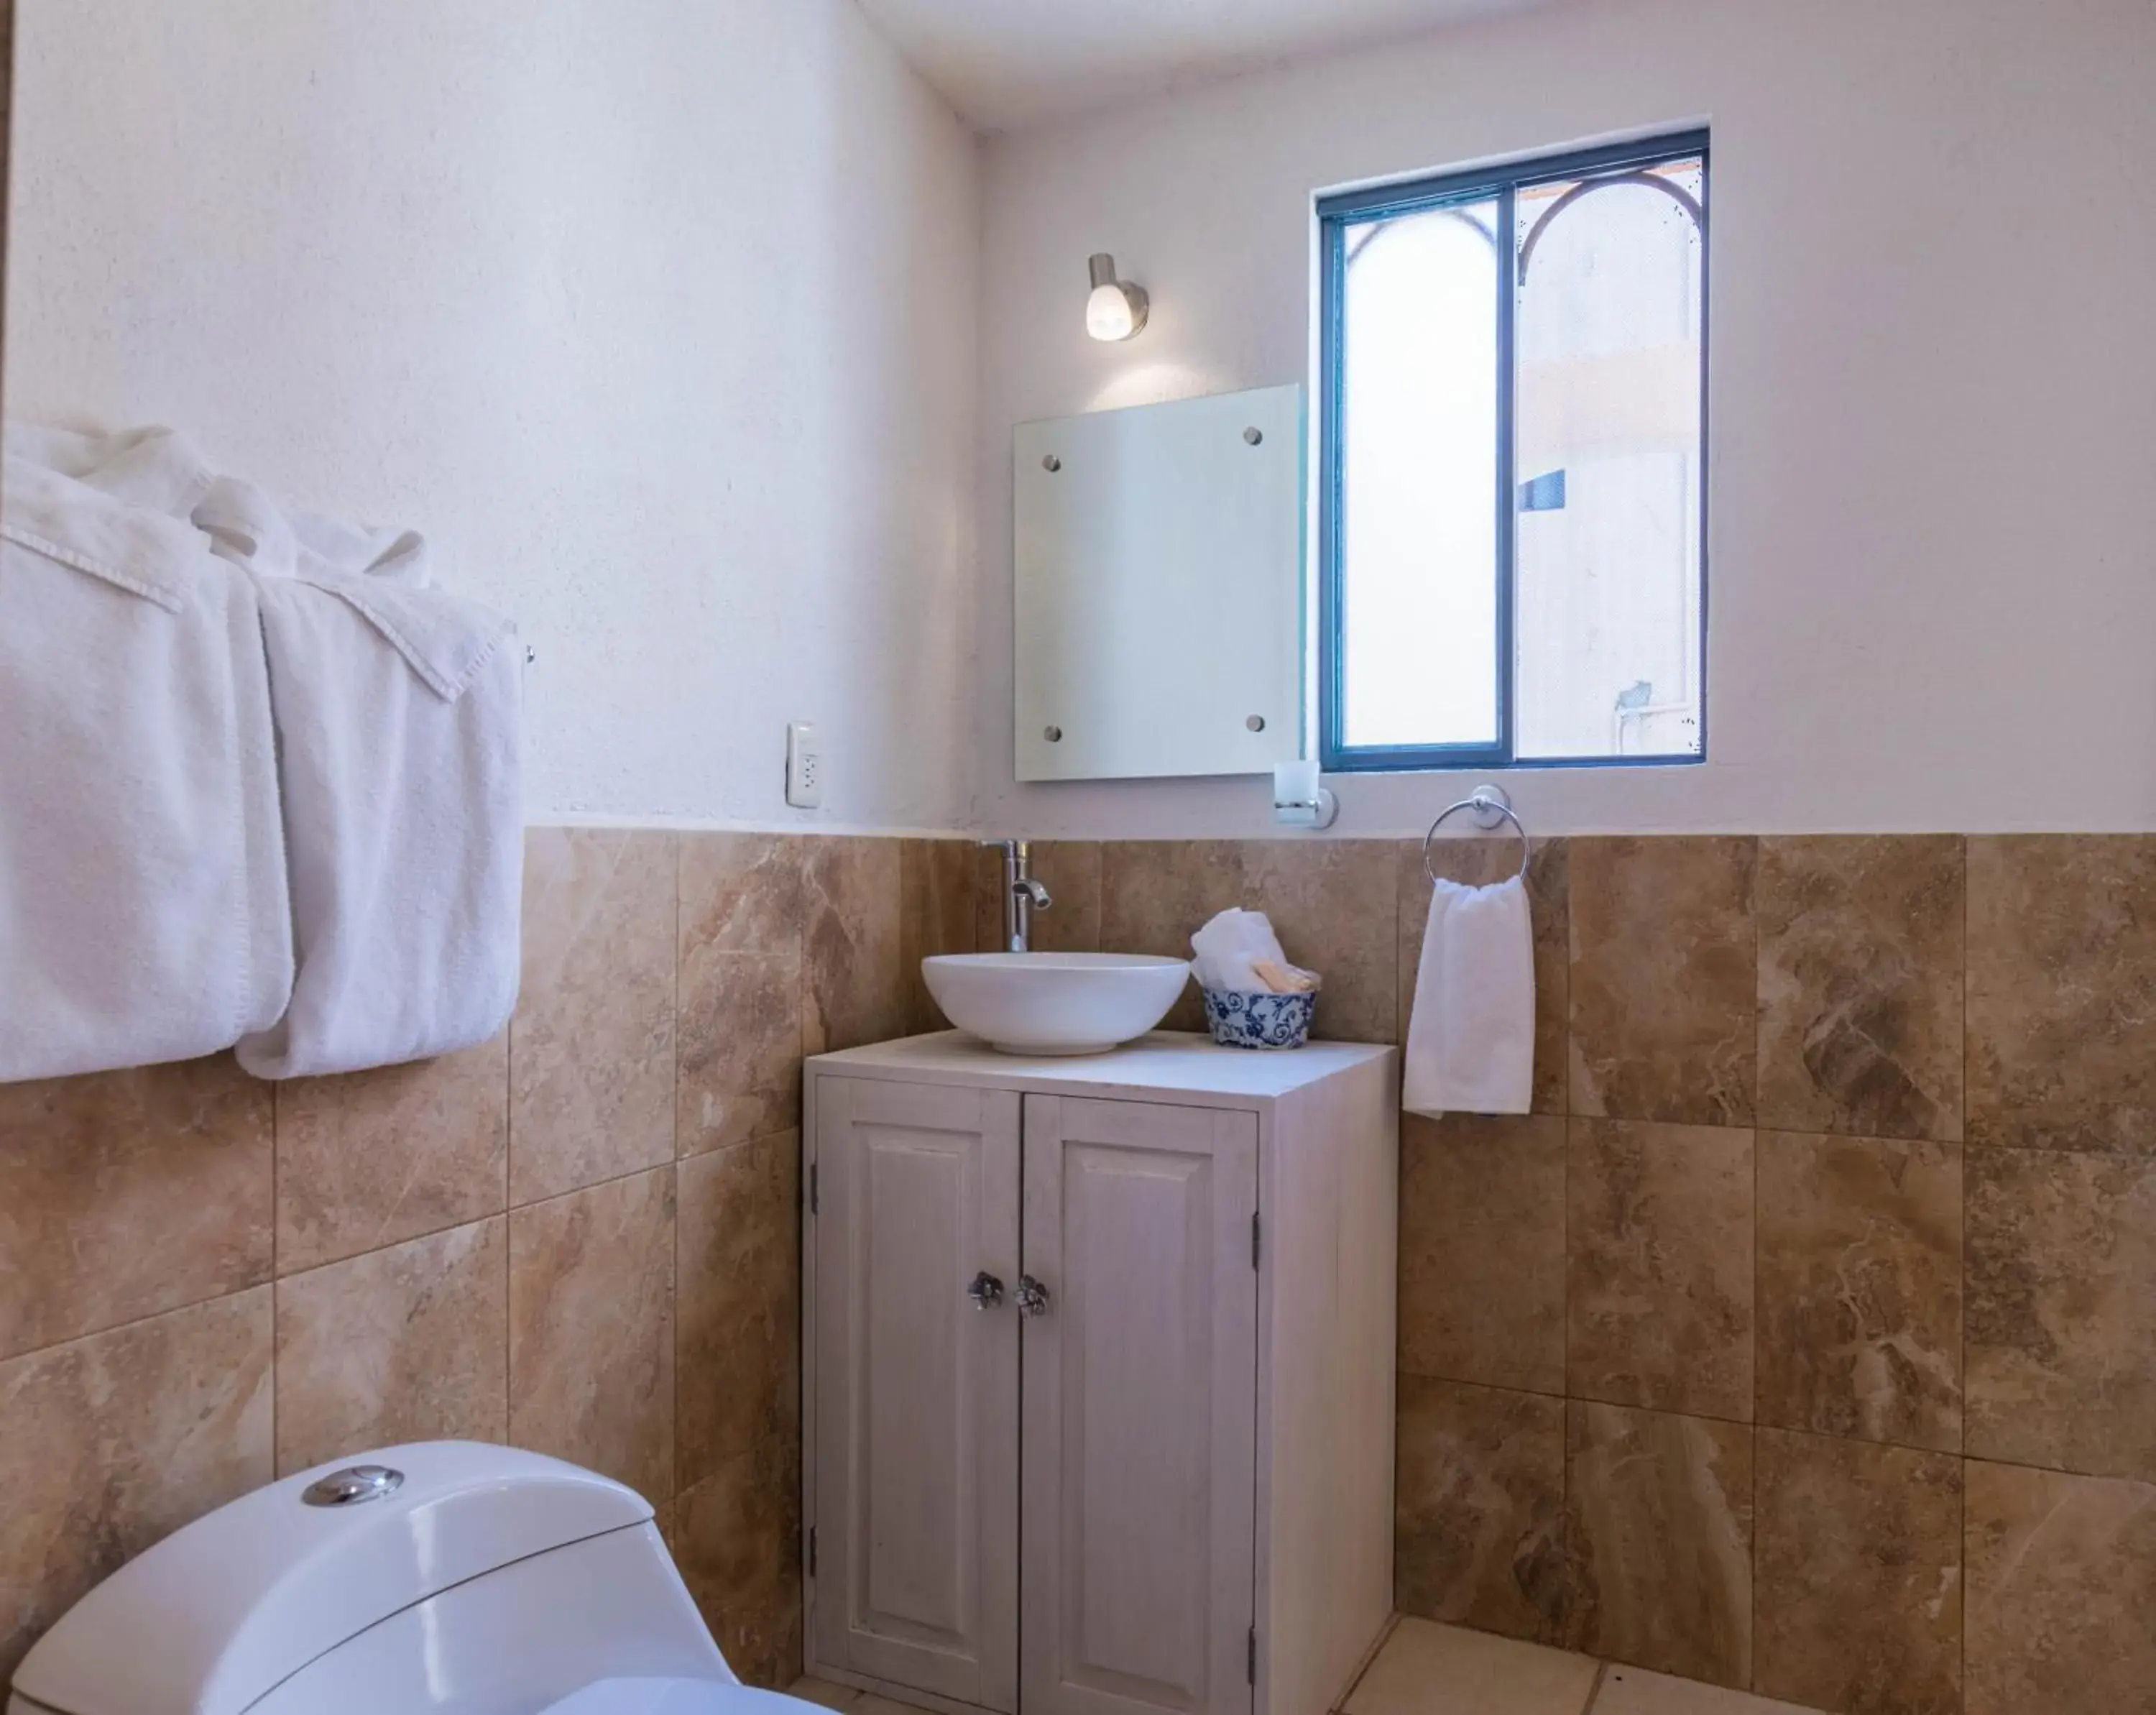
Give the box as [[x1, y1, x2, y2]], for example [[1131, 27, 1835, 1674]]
[[1202, 988, 1316, 1050]]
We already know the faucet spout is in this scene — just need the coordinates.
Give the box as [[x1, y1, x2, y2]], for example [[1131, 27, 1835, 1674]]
[[981, 839, 1051, 952]]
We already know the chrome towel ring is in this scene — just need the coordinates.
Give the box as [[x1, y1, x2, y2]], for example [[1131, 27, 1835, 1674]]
[[1422, 787, 1533, 886]]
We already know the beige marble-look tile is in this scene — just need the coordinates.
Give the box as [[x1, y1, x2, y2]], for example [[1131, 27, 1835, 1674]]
[[1967, 834, 2156, 1156], [1751, 1429, 1962, 1715], [1963, 1459, 2156, 1715], [274, 1217, 508, 1476], [1570, 837, 1756, 1126], [674, 1438, 803, 1690], [1099, 840, 1244, 1032], [509, 1166, 676, 1500], [1399, 1114, 1567, 1394], [1591, 1665, 1823, 1714], [512, 828, 677, 1205], [679, 832, 807, 957], [678, 835, 806, 1154], [0, 1057, 272, 1361], [1031, 841, 1105, 953], [1239, 839, 1400, 1044], [0, 1288, 274, 1683], [1756, 836, 1963, 1143], [1342, 1616, 1600, 1715], [1755, 1131, 1962, 1452], [901, 839, 983, 1032], [1565, 1401, 1754, 1688], [1404, 837, 1570, 1112], [1567, 1120, 1754, 1420], [677, 946, 801, 1158], [971, 840, 1005, 953], [1099, 840, 1243, 955], [275, 1035, 508, 1274], [1965, 1146, 2156, 1481], [677, 1133, 799, 1493], [803, 837, 906, 1056], [1396, 1377, 1568, 1645]]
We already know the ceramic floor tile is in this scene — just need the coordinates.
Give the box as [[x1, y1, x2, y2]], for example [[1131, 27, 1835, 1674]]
[[1590, 1664, 1824, 1714], [786, 1679, 861, 1711], [1343, 1617, 1600, 1715]]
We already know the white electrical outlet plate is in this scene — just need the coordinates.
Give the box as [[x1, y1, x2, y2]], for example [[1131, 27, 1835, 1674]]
[[786, 722, 822, 809]]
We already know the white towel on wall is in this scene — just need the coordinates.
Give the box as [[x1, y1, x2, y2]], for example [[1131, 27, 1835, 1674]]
[[0, 432, 293, 1080], [193, 477, 525, 1079], [1403, 875, 1535, 1118]]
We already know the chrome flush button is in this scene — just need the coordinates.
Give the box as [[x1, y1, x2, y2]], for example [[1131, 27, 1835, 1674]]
[[302, 1465, 405, 1507]]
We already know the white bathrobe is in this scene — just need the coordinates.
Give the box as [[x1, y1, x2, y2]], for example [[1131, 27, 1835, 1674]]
[[0, 431, 293, 1080], [2, 423, 522, 1082], [192, 477, 524, 1079]]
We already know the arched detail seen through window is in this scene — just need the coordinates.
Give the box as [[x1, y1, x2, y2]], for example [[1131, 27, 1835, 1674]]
[[1344, 205, 1496, 268], [1516, 169, 1705, 285]]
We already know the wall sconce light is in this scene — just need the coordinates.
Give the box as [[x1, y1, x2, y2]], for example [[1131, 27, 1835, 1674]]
[[1085, 253, 1148, 341]]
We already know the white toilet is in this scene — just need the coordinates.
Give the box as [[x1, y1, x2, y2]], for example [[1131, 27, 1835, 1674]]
[[7, 1442, 816, 1715]]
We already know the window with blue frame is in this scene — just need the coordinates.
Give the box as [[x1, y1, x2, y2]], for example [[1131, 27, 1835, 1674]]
[[1318, 132, 1708, 771]]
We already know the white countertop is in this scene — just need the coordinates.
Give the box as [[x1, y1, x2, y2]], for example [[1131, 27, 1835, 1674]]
[[808, 1029, 1395, 1103]]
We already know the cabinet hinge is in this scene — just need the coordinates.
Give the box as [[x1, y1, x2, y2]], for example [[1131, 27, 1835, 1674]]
[[1251, 1212, 1261, 1270], [1247, 1627, 1257, 1684], [809, 1163, 819, 1215], [808, 1525, 817, 1578]]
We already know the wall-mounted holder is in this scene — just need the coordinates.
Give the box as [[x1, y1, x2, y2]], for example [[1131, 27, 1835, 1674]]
[[1272, 760, 1339, 829], [1422, 784, 1531, 883]]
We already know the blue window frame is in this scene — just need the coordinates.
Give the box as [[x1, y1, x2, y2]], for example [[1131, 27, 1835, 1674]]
[[1318, 131, 1710, 773]]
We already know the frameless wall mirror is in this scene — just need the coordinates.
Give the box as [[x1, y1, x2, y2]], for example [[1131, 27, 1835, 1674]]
[[1013, 384, 1305, 783]]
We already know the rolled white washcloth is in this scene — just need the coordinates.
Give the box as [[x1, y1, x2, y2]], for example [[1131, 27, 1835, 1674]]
[[1189, 908, 1320, 994]]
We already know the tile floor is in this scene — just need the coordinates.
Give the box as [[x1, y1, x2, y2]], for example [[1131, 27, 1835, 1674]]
[[788, 1676, 942, 1715], [1337, 1620, 1828, 1715], [791, 1616, 1834, 1715]]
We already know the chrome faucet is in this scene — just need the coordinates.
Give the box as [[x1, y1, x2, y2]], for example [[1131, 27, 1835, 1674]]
[[982, 840, 1052, 952]]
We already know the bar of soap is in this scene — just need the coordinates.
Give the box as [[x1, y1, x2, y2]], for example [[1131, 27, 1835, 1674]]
[[1251, 959, 1320, 995]]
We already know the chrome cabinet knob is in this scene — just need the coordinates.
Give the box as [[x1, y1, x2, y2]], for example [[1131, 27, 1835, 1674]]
[[1015, 1274, 1051, 1318], [967, 1271, 1005, 1310]]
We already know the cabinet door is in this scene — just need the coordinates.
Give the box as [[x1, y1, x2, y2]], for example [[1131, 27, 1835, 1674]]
[[811, 1077, 1021, 1710], [1020, 1095, 1259, 1715]]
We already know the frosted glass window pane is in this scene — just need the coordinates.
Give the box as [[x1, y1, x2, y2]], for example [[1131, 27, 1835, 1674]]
[[1337, 199, 1500, 749], [1513, 162, 1705, 760]]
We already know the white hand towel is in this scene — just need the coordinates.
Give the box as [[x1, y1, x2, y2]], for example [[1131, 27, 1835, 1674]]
[[193, 476, 525, 1080], [1403, 875, 1534, 1118], [0, 434, 293, 1081]]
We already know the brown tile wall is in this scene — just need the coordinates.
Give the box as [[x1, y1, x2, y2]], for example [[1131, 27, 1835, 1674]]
[[0, 828, 976, 1693], [1008, 833, 2156, 1715], [9, 829, 2155, 1715]]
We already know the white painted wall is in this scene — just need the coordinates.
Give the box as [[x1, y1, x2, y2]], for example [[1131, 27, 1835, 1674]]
[[975, 0, 2156, 835], [6, 0, 980, 831]]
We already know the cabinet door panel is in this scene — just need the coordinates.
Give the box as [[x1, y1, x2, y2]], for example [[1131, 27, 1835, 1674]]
[[811, 1077, 1021, 1709], [1021, 1095, 1258, 1715]]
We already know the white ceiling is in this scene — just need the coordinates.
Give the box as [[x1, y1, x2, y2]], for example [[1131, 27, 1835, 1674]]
[[854, 0, 1552, 132]]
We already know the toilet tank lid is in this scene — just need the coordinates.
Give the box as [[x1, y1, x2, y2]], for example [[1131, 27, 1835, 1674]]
[[11, 1442, 653, 1715]]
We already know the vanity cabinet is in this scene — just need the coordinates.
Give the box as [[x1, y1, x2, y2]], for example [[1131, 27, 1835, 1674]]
[[802, 1033, 1398, 1715]]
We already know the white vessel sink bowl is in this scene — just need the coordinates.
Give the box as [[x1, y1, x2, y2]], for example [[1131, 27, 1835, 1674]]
[[923, 952, 1191, 1056]]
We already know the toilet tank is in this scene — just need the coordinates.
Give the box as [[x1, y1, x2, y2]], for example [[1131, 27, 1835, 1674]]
[[7, 1443, 729, 1715]]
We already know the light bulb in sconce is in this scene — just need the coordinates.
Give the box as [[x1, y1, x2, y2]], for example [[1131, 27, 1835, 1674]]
[[1085, 252, 1148, 341]]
